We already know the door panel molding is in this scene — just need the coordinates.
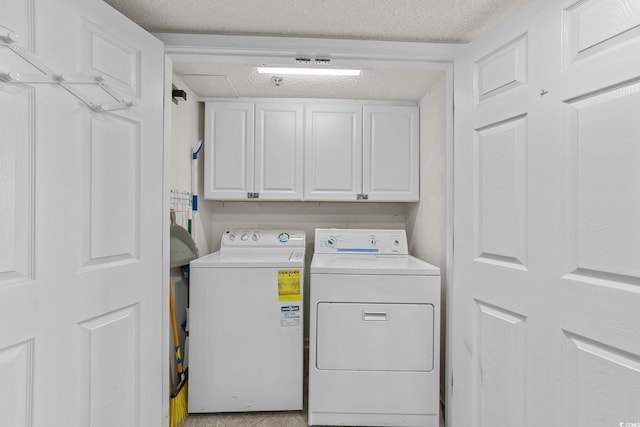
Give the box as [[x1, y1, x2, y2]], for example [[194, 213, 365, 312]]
[[80, 112, 141, 269], [0, 85, 35, 286], [563, 79, 640, 282], [79, 305, 140, 427], [474, 33, 528, 103], [0, 339, 34, 427], [563, 330, 640, 427], [473, 114, 529, 270], [473, 300, 527, 427], [79, 16, 142, 97], [563, 0, 640, 67]]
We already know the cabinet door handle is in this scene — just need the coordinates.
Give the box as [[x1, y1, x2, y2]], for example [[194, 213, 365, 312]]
[[362, 311, 387, 321]]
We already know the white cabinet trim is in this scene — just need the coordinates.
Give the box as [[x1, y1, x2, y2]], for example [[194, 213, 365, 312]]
[[363, 105, 420, 201], [254, 102, 304, 200], [205, 99, 420, 202], [304, 104, 363, 201], [203, 101, 255, 200]]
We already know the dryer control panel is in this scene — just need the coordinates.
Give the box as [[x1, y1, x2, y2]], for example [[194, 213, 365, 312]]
[[314, 229, 408, 255]]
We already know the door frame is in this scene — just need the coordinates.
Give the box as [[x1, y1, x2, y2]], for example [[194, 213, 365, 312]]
[[156, 33, 458, 425], [162, 55, 173, 426]]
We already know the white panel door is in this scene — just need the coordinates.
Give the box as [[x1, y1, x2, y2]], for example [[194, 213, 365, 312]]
[[254, 102, 304, 200], [0, 1, 165, 427], [363, 105, 419, 201], [452, 1, 640, 427], [553, 1, 640, 425], [304, 104, 362, 201], [204, 101, 254, 200]]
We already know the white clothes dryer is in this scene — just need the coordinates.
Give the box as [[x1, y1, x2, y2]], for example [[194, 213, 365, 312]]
[[189, 230, 305, 413], [308, 229, 440, 427]]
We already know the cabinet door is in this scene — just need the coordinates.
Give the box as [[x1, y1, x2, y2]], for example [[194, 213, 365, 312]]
[[254, 103, 304, 200], [363, 105, 419, 201], [203, 102, 254, 200], [304, 104, 362, 201]]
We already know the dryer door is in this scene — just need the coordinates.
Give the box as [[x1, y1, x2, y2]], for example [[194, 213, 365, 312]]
[[316, 302, 434, 372]]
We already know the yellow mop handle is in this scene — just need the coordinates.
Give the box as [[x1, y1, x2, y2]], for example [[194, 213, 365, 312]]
[[169, 284, 184, 375]]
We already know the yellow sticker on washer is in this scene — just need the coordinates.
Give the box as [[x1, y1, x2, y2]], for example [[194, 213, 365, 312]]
[[278, 269, 301, 302]]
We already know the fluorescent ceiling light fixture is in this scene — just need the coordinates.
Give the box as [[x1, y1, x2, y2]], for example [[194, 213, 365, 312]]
[[257, 66, 361, 76]]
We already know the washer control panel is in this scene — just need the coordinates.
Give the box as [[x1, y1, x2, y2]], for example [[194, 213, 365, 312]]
[[222, 230, 305, 248], [315, 229, 408, 255]]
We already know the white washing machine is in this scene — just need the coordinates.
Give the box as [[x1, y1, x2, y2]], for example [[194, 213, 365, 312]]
[[188, 230, 305, 413], [308, 229, 440, 427]]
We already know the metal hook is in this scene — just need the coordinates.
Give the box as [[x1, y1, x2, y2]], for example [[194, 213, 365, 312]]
[[0, 71, 21, 82], [1, 31, 20, 44]]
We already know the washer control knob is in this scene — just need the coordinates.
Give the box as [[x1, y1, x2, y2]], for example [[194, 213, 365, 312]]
[[278, 232, 290, 243], [228, 233, 236, 241], [394, 239, 400, 246], [370, 238, 377, 246], [241, 233, 249, 241], [325, 236, 337, 248], [252, 233, 260, 241]]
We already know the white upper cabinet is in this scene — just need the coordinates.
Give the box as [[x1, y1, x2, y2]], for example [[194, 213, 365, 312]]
[[204, 101, 254, 200], [363, 105, 419, 201], [205, 100, 419, 202], [304, 104, 363, 201], [254, 102, 304, 200], [305, 103, 419, 202], [204, 101, 304, 200]]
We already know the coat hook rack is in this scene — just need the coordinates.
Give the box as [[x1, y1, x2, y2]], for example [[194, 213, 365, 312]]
[[0, 28, 136, 113]]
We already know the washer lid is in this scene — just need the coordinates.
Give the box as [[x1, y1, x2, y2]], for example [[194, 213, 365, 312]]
[[310, 253, 440, 275], [191, 249, 305, 268]]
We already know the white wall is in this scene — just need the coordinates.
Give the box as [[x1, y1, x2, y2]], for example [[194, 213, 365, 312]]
[[170, 74, 200, 192], [406, 78, 446, 268], [405, 74, 447, 396], [205, 201, 406, 252], [169, 74, 208, 384], [169, 73, 213, 256]]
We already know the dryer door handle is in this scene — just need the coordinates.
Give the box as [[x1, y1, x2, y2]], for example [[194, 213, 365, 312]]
[[362, 311, 388, 321]]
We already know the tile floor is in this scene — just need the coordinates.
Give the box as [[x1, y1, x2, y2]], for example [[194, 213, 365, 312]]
[[183, 349, 445, 427], [183, 411, 308, 427], [183, 407, 445, 427]]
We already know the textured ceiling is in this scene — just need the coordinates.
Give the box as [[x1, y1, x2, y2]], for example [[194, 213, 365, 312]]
[[104, 0, 528, 43], [174, 63, 445, 100], [105, 0, 529, 99]]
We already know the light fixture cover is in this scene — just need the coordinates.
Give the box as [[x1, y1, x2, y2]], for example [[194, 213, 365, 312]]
[[257, 66, 361, 76]]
